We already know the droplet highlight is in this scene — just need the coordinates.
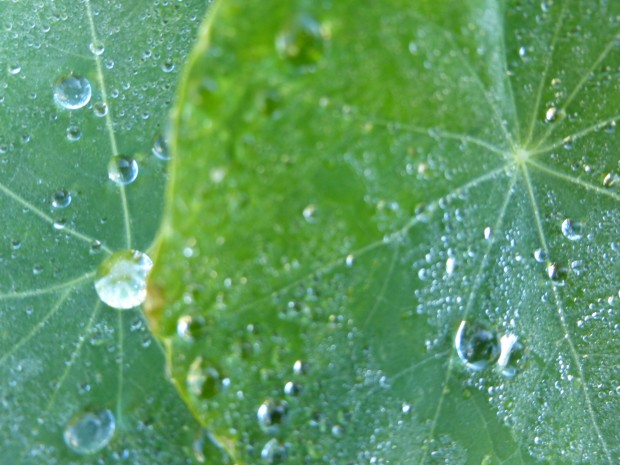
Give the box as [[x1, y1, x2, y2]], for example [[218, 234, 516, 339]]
[[94, 249, 153, 309]]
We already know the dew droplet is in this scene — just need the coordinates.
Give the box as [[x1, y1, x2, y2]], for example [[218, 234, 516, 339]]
[[187, 357, 223, 399], [455, 320, 500, 371], [89, 41, 104, 55], [8, 64, 21, 75], [63, 409, 115, 455], [161, 59, 174, 73], [257, 399, 289, 431], [51, 189, 71, 208], [546, 262, 566, 282], [602, 172, 619, 188], [283, 381, 302, 396], [276, 14, 326, 70], [483, 227, 492, 240], [302, 204, 317, 223], [94, 249, 152, 309], [53, 75, 92, 110], [53, 219, 66, 230], [93, 101, 108, 117], [561, 218, 583, 241], [260, 438, 287, 464], [544, 106, 563, 123], [533, 248, 546, 263], [151, 133, 170, 160], [293, 359, 308, 375], [345, 254, 355, 267], [176, 315, 207, 341], [497, 333, 524, 379], [108, 155, 138, 185], [66, 125, 81, 141]]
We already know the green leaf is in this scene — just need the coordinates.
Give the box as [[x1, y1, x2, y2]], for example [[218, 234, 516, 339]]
[[149, 0, 620, 464], [0, 1, 209, 463]]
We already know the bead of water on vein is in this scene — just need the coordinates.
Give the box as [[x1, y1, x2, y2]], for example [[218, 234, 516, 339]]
[[53, 75, 92, 110], [108, 155, 138, 185], [63, 409, 115, 455], [94, 249, 153, 309]]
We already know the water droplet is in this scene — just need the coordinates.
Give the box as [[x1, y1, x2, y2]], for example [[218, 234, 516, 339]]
[[345, 254, 355, 267], [187, 357, 223, 399], [32, 264, 44, 275], [302, 204, 317, 223], [257, 399, 288, 431], [561, 218, 583, 241], [63, 409, 115, 455], [401, 403, 412, 414], [8, 64, 21, 75], [602, 172, 619, 188], [53, 75, 92, 110], [108, 155, 138, 185], [445, 256, 456, 275], [455, 320, 500, 371], [94, 249, 153, 309], [11, 239, 21, 250], [151, 133, 170, 160], [483, 227, 492, 240], [51, 190, 71, 208], [546, 262, 566, 281], [66, 125, 81, 141], [533, 248, 546, 263], [544, 106, 563, 123], [162, 59, 174, 73], [260, 438, 287, 464], [53, 219, 66, 230], [283, 381, 302, 396], [293, 359, 308, 374], [176, 315, 207, 341], [89, 41, 104, 55], [497, 334, 524, 378], [276, 14, 326, 70], [193, 429, 232, 464], [93, 101, 108, 117]]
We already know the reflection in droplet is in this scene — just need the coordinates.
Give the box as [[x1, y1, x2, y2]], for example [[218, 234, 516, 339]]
[[257, 399, 288, 431], [63, 409, 115, 455], [94, 249, 153, 309], [108, 155, 138, 185], [51, 190, 72, 208], [546, 262, 566, 282], [283, 381, 302, 396], [561, 218, 582, 241], [53, 75, 92, 110], [276, 14, 326, 70], [93, 101, 108, 117], [455, 320, 500, 371], [497, 333, 524, 379]]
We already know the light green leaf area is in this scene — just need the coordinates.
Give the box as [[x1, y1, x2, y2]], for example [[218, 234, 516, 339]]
[[149, 0, 619, 464], [0, 1, 209, 463]]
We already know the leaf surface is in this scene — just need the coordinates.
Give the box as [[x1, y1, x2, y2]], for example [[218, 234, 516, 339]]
[[150, 0, 620, 464], [0, 0, 209, 463]]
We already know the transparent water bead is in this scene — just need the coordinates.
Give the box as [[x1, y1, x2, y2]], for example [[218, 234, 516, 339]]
[[108, 155, 138, 185], [63, 409, 115, 455], [94, 250, 153, 309], [455, 320, 500, 371], [276, 14, 326, 69], [51, 189, 71, 208], [561, 218, 583, 241], [53, 74, 92, 110], [151, 133, 171, 160]]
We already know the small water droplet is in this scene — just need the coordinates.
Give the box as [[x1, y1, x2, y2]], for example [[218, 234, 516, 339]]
[[94, 249, 152, 309], [108, 155, 138, 185], [162, 59, 174, 73], [276, 14, 326, 70], [561, 218, 583, 241], [302, 204, 317, 223], [293, 359, 308, 375], [90, 240, 102, 254], [32, 264, 44, 275], [445, 256, 456, 275], [283, 381, 302, 396], [53, 75, 92, 110], [151, 133, 170, 160], [11, 239, 21, 250], [187, 357, 223, 399], [546, 262, 566, 281], [533, 248, 547, 263], [66, 125, 81, 141], [497, 333, 524, 378], [8, 64, 21, 75], [63, 409, 115, 455], [89, 41, 104, 55], [401, 403, 412, 414], [260, 438, 287, 464], [455, 320, 500, 371], [176, 315, 207, 341], [544, 106, 563, 123], [602, 172, 619, 188], [51, 190, 71, 208], [257, 399, 288, 431], [93, 101, 108, 117]]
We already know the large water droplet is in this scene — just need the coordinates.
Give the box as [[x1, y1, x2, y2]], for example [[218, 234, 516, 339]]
[[53, 75, 92, 110], [561, 218, 582, 241], [257, 399, 289, 431], [51, 189, 71, 208], [276, 14, 326, 70], [455, 321, 500, 371], [63, 409, 115, 455], [108, 155, 138, 185], [94, 250, 152, 309]]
